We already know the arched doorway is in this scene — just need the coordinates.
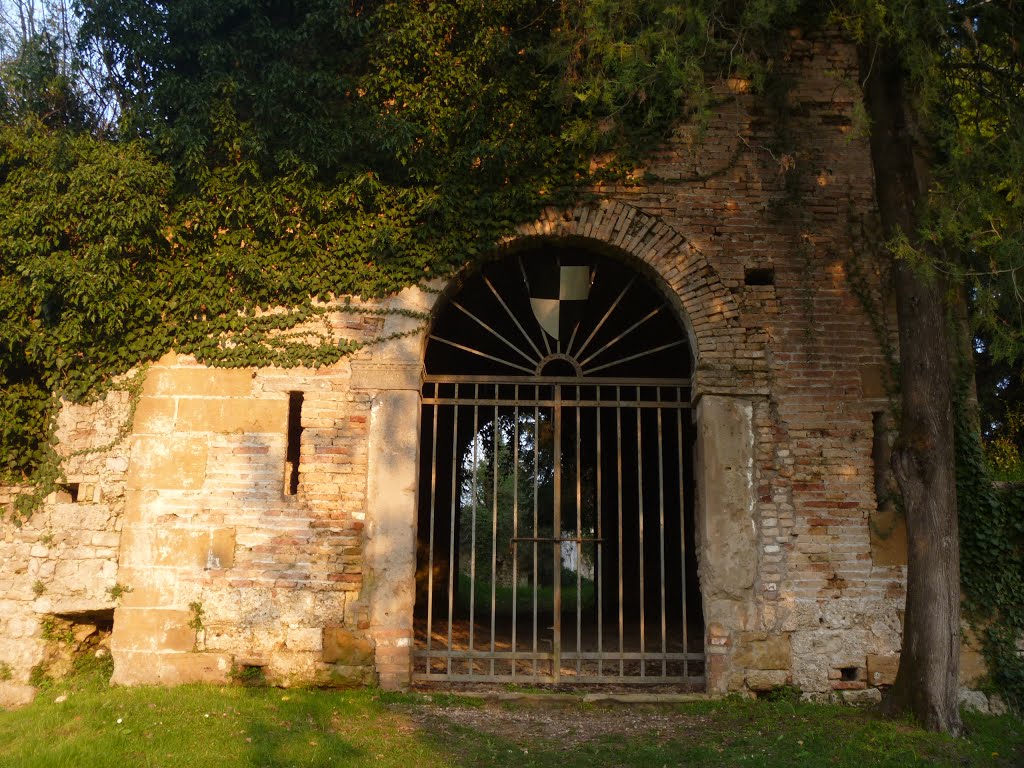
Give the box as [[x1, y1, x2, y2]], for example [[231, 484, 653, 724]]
[[413, 243, 704, 686]]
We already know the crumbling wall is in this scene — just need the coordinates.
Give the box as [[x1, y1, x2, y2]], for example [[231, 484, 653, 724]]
[[0, 388, 131, 708], [0, 29, 995, 705]]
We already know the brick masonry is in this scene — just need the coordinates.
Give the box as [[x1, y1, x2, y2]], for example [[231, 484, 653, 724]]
[[1, 31, 992, 707]]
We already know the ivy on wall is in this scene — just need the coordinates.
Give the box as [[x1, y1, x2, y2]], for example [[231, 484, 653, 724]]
[[956, 392, 1024, 711], [8, 1, 805, 505], [2, 0, 1022, 709]]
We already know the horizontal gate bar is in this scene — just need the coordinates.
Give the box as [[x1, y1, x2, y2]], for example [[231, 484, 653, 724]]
[[561, 652, 705, 662], [413, 673, 707, 685], [421, 397, 691, 409], [414, 651, 705, 662], [423, 374, 691, 386], [510, 536, 605, 544], [415, 651, 555, 662]]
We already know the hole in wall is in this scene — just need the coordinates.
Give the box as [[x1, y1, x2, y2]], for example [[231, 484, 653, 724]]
[[744, 267, 775, 286], [33, 610, 114, 685], [55, 483, 80, 503], [839, 666, 859, 682], [285, 391, 304, 496], [230, 662, 267, 687]]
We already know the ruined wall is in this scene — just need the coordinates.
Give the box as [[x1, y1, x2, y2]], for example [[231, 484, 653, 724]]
[[589, 30, 988, 702], [0, 389, 132, 707], [0, 299, 429, 703], [522, 30, 910, 700], [0, 30, 994, 707]]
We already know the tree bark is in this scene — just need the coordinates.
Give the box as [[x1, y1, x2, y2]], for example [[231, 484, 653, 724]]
[[861, 43, 963, 735]]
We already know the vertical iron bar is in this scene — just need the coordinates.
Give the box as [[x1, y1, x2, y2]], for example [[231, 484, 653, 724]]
[[512, 394, 520, 677], [575, 396, 583, 676], [552, 385, 562, 682], [637, 392, 646, 678], [490, 400, 499, 676], [532, 400, 540, 677], [657, 395, 668, 677], [616, 387, 624, 678], [446, 389, 460, 675], [426, 402, 439, 671], [596, 389, 604, 679], [469, 390, 479, 674], [678, 395, 689, 680]]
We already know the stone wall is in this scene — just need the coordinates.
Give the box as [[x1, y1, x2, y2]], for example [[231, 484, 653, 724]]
[[0, 298, 431, 702], [0, 30, 994, 706], [508, 30, 910, 699], [0, 388, 132, 707]]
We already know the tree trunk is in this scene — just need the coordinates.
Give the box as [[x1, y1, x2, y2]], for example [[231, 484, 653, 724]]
[[861, 44, 963, 735]]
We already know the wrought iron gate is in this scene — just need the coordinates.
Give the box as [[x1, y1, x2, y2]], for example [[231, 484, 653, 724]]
[[413, 377, 703, 685], [412, 248, 704, 686]]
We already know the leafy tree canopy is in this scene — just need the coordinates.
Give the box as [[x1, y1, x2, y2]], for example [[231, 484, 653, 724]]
[[0, 0, 1022, 723], [1, 0, 806, 488]]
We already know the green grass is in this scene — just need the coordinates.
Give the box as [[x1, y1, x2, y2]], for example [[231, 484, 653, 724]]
[[1, 658, 1022, 767], [456, 572, 596, 616]]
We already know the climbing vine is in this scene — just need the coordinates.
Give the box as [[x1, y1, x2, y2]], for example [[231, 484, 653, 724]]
[[1, 1, 813, 512], [956, 378, 1024, 711]]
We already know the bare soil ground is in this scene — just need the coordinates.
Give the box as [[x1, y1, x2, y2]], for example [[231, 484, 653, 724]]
[[405, 699, 714, 749]]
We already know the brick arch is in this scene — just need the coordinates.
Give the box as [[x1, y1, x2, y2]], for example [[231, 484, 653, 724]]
[[500, 200, 750, 395]]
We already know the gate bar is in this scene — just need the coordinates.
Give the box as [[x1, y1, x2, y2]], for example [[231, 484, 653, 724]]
[[575, 401, 583, 676], [637, 399, 646, 678], [511, 396, 520, 677], [490, 401, 499, 676], [552, 384, 562, 682], [469, 391, 479, 673], [445, 390, 460, 674], [678, 407, 689, 679], [596, 397, 604, 678], [426, 402, 439, 666], [616, 387, 624, 677], [657, 397, 668, 676]]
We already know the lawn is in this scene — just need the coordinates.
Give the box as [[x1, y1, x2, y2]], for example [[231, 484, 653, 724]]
[[0, 658, 1021, 768]]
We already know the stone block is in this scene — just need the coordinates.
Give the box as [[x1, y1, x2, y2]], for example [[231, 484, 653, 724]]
[[264, 650, 322, 687], [706, 648, 731, 694], [122, 490, 158, 525], [91, 532, 121, 548], [860, 365, 887, 399], [866, 654, 899, 686], [322, 626, 374, 666], [143, 367, 255, 398], [350, 361, 421, 391], [106, 456, 130, 473], [791, 629, 870, 694], [176, 398, 287, 435], [127, 436, 208, 490], [111, 650, 231, 686], [320, 663, 376, 688], [287, 627, 323, 652], [959, 644, 988, 687], [120, 527, 235, 570], [958, 687, 989, 714], [0, 683, 37, 709], [840, 688, 882, 706], [695, 396, 756, 599], [116, 579, 177, 609], [733, 632, 791, 670], [745, 670, 789, 691], [110, 607, 195, 653], [208, 528, 236, 569], [870, 506, 907, 566], [133, 397, 177, 434]]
